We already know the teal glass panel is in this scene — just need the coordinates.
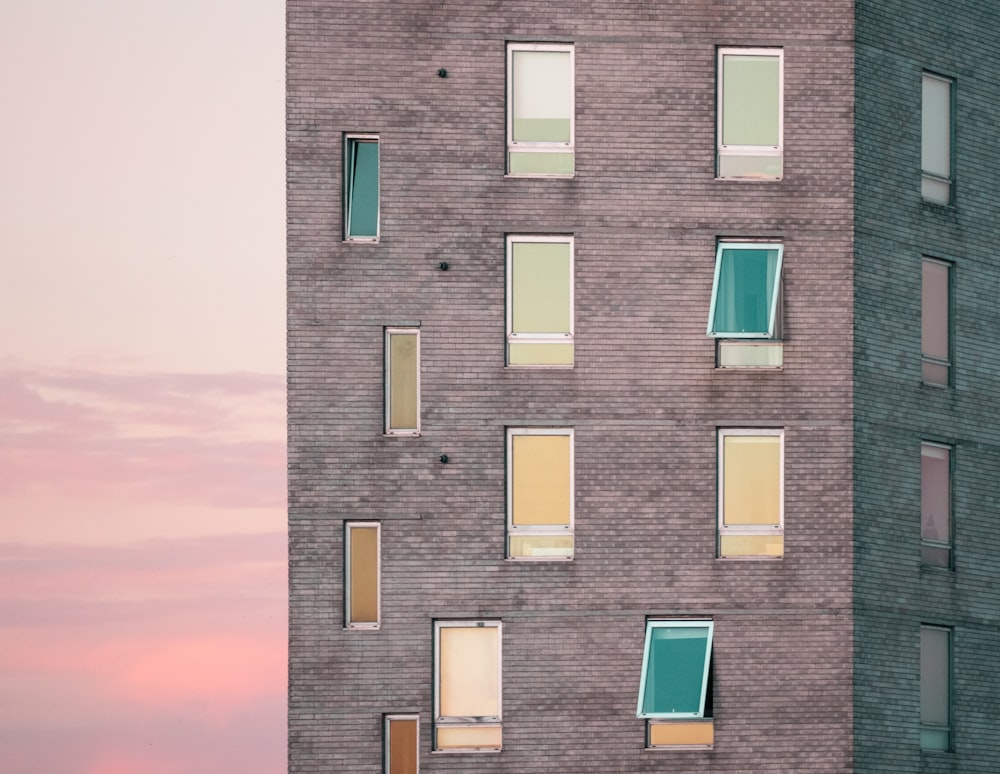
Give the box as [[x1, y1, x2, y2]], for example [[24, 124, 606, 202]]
[[642, 625, 711, 716], [346, 140, 379, 238], [711, 247, 780, 336]]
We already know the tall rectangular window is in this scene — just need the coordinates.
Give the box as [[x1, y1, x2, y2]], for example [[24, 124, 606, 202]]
[[385, 328, 420, 435], [507, 428, 574, 560], [717, 48, 783, 179], [344, 134, 379, 240], [921, 625, 952, 751], [507, 43, 574, 176], [921, 443, 951, 568], [506, 236, 574, 366], [345, 522, 380, 628], [922, 73, 953, 204], [384, 715, 418, 774], [921, 258, 951, 385], [433, 621, 502, 752], [718, 429, 784, 558]]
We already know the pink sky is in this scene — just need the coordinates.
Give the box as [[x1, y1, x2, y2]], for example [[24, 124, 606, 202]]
[[0, 2, 287, 772]]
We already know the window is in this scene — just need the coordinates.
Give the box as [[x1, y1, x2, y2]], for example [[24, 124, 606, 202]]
[[345, 522, 380, 628], [921, 258, 951, 385], [384, 715, 419, 774], [922, 73, 953, 205], [506, 43, 574, 176], [638, 620, 714, 748], [921, 443, 951, 568], [344, 134, 379, 240], [433, 621, 502, 752], [717, 48, 783, 179], [385, 328, 420, 435], [506, 236, 574, 366], [506, 428, 574, 559], [718, 429, 784, 558], [921, 625, 952, 751]]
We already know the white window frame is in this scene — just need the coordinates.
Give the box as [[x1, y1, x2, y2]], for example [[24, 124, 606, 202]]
[[506, 43, 575, 177], [433, 620, 502, 753], [707, 241, 784, 339], [717, 428, 784, 554], [921, 72, 953, 205], [344, 133, 380, 242], [384, 714, 419, 774], [345, 521, 381, 629], [384, 327, 421, 436], [505, 235, 575, 365], [636, 619, 714, 720], [506, 427, 575, 561], [717, 48, 784, 178]]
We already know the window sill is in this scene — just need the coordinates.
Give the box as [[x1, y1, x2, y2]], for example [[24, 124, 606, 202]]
[[384, 432, 420, 437], [343, 237, 380, 243], [344, 624, 380, 631]]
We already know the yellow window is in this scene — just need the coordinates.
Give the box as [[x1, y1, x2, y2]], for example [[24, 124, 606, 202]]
[[508, 430, 574, 559], [719, 430, 783, 558], [346, 523, 379, 626], [385, 716, 418, 774], [386, 329, 419, 434]]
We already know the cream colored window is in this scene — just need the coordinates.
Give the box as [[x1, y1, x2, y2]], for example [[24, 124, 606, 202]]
[[506, 43, 574, 176], [507, 428, 574, 560], [506, 236, 574, 367], [385, 328, 419, 435], [717, 48, 783, 179], [384, 715, 418, 774], [922, 73, 953, 205], [433, 621, 502, 752], [718, 429, 784, 558], [345, 522, 380, 628]]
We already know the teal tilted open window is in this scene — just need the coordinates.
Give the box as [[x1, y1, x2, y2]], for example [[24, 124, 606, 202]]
[[344, 135, 379, 240], [637, 620, 713, 719], [707, 243, 783, 338]]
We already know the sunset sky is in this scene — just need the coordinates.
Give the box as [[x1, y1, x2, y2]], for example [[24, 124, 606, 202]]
[[0, 2, 287, 772]]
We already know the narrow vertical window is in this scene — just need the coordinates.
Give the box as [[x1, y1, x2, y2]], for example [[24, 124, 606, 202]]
[[384, 715, 419, 774], [433, 621, 502, 752], [345, 134, 379, 240], [506, 236, 574, 366], [718, 429, 784, 558], [345, 522, 380, 628], [506, 43, 574, 176], [385, 328, 420, 435], [920, 625, 952, 751], [922, 73, 953, 204], [507, 428, 574, 560], [921, 258, 951, 385], [921, 443, 952, 568], [717, 48, 783, 179]]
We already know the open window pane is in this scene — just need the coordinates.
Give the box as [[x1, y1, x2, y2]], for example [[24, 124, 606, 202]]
[[507, 237, 574, 366], [921, 444, 951, 567], [719, 430, 783, 558], [718, 49, 783, 179], [507, 44, 574, 176], [922, 74, 952, 204], [346, 523, 380, 627], [708, 244, 783, 338], [386, 329, 419, 434], [637, 621, 713, 718], [507, 429, 574, 559], [921, 626, 951, 750], [384, 716, 418, 774], [345, 136, 379, 239], [921, 259, 950, 385]]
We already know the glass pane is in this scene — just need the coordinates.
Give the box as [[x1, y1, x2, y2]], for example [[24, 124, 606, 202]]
[[921, 445, 950, 547], [512, 50, 571, 142], [508, 151, 575, 175], [719, 533, 783, 558], [508, 534, 574, 559], [921, 728, 951, 751], [722, 54, 780, 147], [508, 342, 574, 366], [920, 627, 950, 726], [388, 332, 418, 431], [718, 342, 783, 368], [723, 435, 781, 526], [648, 720, 714, 747], [922, 260, 949, 362], [387, 718, 418, 774], [439, 627, 499, 718], [922, 76, 951, 179], [512, 435, 571, 526], [712, 248, 780, 336], [922, 360, 949, 385], [348, 526, 378, 624], [718, 152, 782, 179], [435, 725, 502, 750], [511, 241, 571, 335], [643, 626, 711, 715], [921, 544, 951, 567], [347, 140, 379, 238], [922, 176, 951, 205]]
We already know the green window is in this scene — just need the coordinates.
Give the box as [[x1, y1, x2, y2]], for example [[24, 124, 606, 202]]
[[708, 243, 783, 338], [507, 236, 574, 366], [922, 73, 952, 205], [637, 620, 713, 718], [345, 135, 379, 240], [920, 625, 951, 751], [718, 48, 783, 179], [507, 44, 574, 176], [385, 328, 420, 435]]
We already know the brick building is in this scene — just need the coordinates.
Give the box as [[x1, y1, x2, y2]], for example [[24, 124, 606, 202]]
[[286, 1, 1000, 771]]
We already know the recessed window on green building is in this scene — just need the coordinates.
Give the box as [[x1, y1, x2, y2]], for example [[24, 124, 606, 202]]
[[717, 48, 783, 179], [384, 715, 418, 774], [434, 621, 502, 752], [921, 257, 951, 385], [920, 625, 952, 751], [506, 236, 574, 366], [344, 135, 379, 240], [507, 43, 574, 176], [921, 73, 953, 205], [921, 443, 952, 568]]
